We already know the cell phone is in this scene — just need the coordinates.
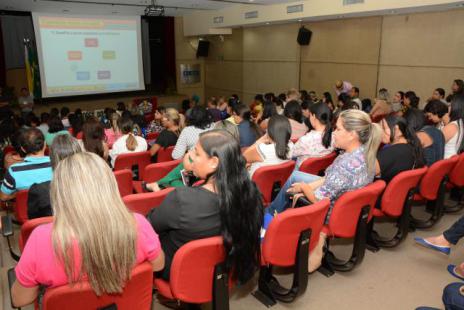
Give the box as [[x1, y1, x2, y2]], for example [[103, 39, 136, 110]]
[[180, 169, 192, 186]]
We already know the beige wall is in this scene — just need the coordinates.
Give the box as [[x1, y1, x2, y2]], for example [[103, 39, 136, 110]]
[[197, 8, 464, 107]]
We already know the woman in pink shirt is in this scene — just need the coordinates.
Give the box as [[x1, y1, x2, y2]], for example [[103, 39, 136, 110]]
[[284, 100, 309, 141], [11, 152, 165, 307]]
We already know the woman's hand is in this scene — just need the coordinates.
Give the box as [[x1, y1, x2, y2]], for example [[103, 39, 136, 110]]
[[287, 182, 309, 194]]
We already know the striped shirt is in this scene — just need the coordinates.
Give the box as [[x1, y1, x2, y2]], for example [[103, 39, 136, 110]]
[[1, 156, 53, 195], [172, 124, 214, 159]]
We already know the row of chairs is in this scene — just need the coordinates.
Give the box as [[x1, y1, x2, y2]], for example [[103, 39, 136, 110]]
[[3, 152, 464, 309]]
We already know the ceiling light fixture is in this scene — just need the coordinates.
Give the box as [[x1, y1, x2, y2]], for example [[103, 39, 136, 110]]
[[144, 0, 165, 16]]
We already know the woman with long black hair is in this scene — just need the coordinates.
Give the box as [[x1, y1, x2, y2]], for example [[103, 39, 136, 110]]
[[232, 103, 262, 147], [442, 95, 464, 158], [148, 130, 263, 283], [293, 102, 335, 168], [376, 115, 425, 183]]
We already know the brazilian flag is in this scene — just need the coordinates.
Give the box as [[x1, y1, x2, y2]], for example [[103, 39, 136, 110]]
[[24, 39, 41, 99]]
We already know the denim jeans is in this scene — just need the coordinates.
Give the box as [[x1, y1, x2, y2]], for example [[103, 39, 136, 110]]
[[266, 170, 320, 215], [415, 282, 464, 310], [444, 216, 464, 245]]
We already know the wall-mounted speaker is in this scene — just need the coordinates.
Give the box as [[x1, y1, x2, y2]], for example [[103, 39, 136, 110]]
[[297, 27, 312, 46], [196, 40, 210, 57]]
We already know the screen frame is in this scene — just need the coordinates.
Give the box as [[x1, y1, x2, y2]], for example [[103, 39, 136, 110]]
[[32, 13, 145, 98]]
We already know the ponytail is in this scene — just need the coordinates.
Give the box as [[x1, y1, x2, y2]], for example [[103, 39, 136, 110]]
[[364, 123, 382, 175], [118, 117, 138, 151], [125, 133, 137, 151], [322, 125, 333, 149], [310, 102, 333, 149]]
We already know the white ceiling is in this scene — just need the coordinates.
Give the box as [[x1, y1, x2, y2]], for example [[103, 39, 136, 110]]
[[0, 0, 300, 16]]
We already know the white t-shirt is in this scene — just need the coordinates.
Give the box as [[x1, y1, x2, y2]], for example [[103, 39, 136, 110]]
[[444, 120, 463, 159], [249, 142, 294, 178], [109, 134, 148, 166], [292, 130, 335, 167]]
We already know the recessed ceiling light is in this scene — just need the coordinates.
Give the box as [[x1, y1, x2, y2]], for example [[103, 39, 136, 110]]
[[266, 22, 270, 25], [298, 19, 302, 22], [390, 10, 396, 14]]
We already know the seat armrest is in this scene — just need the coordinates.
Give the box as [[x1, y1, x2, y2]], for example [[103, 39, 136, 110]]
[[2, 215, 14, 237], [8, 268, 17, 308]]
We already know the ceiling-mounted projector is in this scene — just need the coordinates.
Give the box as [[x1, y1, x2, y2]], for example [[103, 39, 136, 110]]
[[144, 0, 165, 16]]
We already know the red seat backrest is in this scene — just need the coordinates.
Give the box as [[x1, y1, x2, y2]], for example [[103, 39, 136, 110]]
[[157, 146, 175, 163], [123, 188, 175, 216], [3, 145, 15, 156], [113, 169, 134, 197], [262, 199, 330, 267], [328, 180, 386, 238], [14, 190, 29, 224], [169, 236, 225, 304], [420, 156, 459, 200], [299, 152, 337, 175], [449, 153, 464, 187], [113, 151, 151, 180], [381, 167, 427, 217], [146, 132, 159, 141], [143, 159, 182, 183], [42, 262, 153, 310], [252, 161, 296, 204], [19, 216, 54, 252]]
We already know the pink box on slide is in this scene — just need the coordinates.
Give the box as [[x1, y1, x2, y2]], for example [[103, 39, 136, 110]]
[[85, 38, 99, 47]]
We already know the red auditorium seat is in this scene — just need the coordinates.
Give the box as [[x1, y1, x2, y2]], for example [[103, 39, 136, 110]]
[[253, 199, 330, 307], [13, 190, 29, 224], [369, 167, 427, 249], [3, 145, 15, 156], [123, 188, 174, 216], [410, 156, 459, 229], [40, 262, 153, 310], [444, 152, 464, 213], [319, 180, 386, 277], [146, 132, 159, 142], [114, 169, 134, 197], [153, 236, 229, 310], [3, 215, 53, 261], [157, 146, 175, 163], [252, 161, 296, 206], [133, 159, 182, 193], [298, 152, 337, 176], [113, 151, 151, 181]]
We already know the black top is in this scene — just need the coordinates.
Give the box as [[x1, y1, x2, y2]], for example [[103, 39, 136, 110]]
[[156, 129, 178, 148], [377, 143, 416, 183], [27, 181, 52, 219], [147, 186, 221, 280]]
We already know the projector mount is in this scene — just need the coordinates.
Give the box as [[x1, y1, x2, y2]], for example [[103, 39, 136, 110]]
[[144, 0, 165, 17]]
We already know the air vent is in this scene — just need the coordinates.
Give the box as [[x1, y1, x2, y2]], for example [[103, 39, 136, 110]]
[[343, 0, 364, 5], [245, 11, 258, 19], [287, 4, 303, 14], [213, 16, 224, 24]]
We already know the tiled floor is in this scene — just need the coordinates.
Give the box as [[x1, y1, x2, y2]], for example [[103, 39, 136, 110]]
[[2, 200, 464, 310]]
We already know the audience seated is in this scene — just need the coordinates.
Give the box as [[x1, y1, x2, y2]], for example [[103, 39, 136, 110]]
[[322, 91, 335, 111], [60, 106, 70, 129], [11, 152, 165, 307], [0, 128, 52, 201], [28, 134, 83, 219], [376, 115, 425, 184], [427, 87, 448, 105], [424, 100, 449, 129], [402, 91, 420, 117], [172, 106, 214, 160], [266, 110, 381, 271], [406, 108, 445, 166], [37, 112, 50, 136], [349, 86, 362, 110], [232, 103, 261, 147], [442, 95, 464, 158], [80, 117, 109, 161], [149, 108, 182, 161], [293, 102, 334, 168], [45, 116, 70, 147], [68, 112, 83, 137], [109, 117, 148, 166], [244, 115, 293, 177], [391, 91, 404, 113], [206, 97, 222, 122], [256, 100, 277, 131], [284, 100, 309, 140], [147, 130, 263, 282], [370, 88, 391, 120], [3, 130, 25, 170]]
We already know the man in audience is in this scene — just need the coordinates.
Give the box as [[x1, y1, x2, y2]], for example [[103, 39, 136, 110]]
[[206, 97, 222, 122], [0, 128, 52, 201], [18, 87, 34, 118], [428, 87, 448, 105], [37, 112, 50, 135], [349, 86, 363, 109], [335, 80, 353, 96], [60, 106, 71, 128]]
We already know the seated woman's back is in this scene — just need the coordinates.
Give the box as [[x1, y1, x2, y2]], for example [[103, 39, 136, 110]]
[[293, 102, 334, 167], [377, 115, 424, 184], [442, 95, 464, 159], [13, 152, 164, 307], [149, 130, 263, 283], [284, 100, 308, 140], [110, 117, 148, 166], [244, 115, 293, 177]]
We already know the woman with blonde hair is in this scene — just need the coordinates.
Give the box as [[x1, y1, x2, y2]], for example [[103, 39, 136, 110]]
[[109, 117, 148, 166], [11, 152, 164, 307], [149, 108, 182, 161], [266, 109, 381, 272]]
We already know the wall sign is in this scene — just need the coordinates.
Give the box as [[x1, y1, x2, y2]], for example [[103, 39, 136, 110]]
[[180, 64, 201, 84]]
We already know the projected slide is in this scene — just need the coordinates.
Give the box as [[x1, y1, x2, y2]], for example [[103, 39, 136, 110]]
[[33, 14, 145, 97]]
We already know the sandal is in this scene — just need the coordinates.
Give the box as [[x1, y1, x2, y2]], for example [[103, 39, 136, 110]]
[[447, 264, 464, 281]]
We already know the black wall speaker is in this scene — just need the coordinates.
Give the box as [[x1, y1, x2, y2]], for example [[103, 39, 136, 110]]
[[196, 40, 210, 57], [297, 27, 312, 46]]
